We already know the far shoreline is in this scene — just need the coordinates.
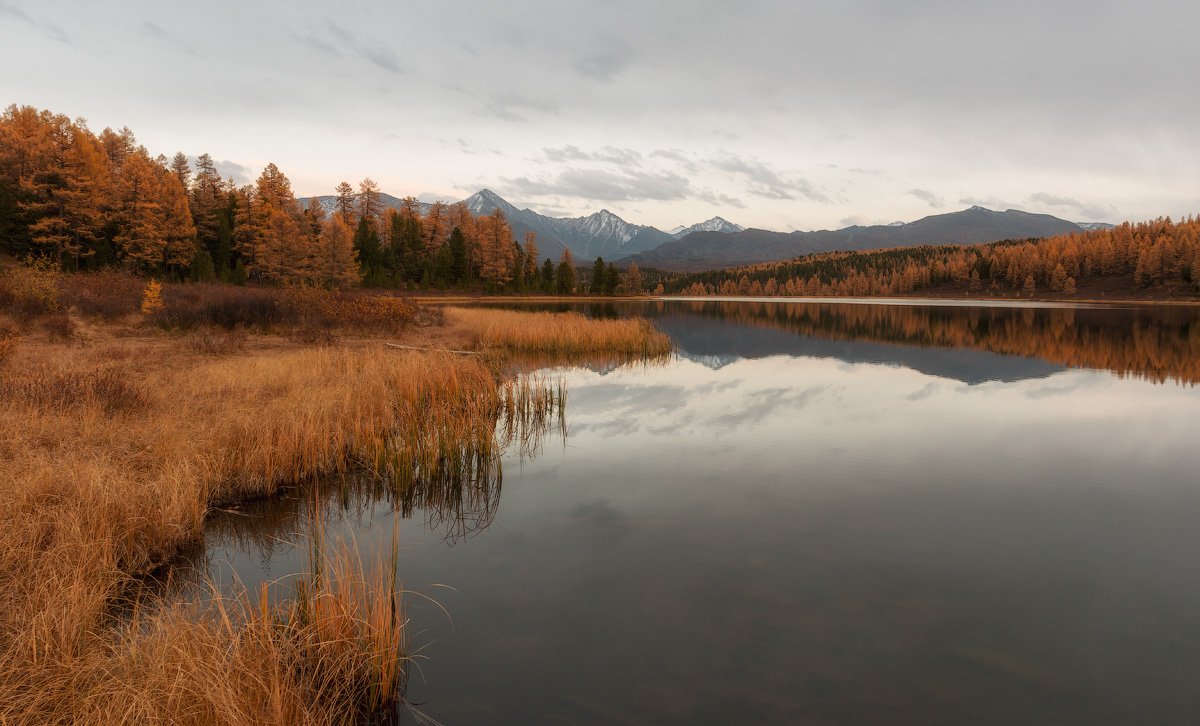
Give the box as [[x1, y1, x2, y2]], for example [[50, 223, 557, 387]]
[[412, 293, 1200, 308]]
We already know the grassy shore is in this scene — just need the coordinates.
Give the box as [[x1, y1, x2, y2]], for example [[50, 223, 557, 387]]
[[0, 267, 669, 724]]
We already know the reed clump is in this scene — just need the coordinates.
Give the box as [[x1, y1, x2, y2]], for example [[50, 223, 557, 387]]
[[445, 306, 672, 356], [16, 542, 406, 725]]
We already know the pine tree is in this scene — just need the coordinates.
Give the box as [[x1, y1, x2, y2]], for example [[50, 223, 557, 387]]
[[448, 226, 468, 285], [189, 247, 216, 281], [247, 163, 304, 284], [556, 249, 576, 294], [523, 231, 539, 281], [170, 152, 191, 190], [22, 118, 110, 267], [354, 216, 382, 279], [319, 215, 360, 289], [161, 169, 198, 276], [191, 153, 228, 269], [334, 181, 356, 224], [591, 257, 606, 295], [358, 177, 382, 227], [423, 201, 448, 254], [113, 150, 170, 270], [625, 261, 642, 295], [478, 210, 516, 286], [541, 257, 555, 292], [604, 261, 620, 295]]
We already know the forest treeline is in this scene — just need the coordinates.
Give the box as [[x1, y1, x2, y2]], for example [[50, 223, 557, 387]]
[[666, 217, 1200, 298], [663, 299, 1200, 386], [0, 104, 646, 294]]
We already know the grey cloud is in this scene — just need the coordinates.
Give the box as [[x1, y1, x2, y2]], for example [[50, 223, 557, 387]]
[[1028, 192, 1117, 221], [650, 149, 700, 173], [695, 188, 746, 209], [477, 94, 559, 123], [543, 145, 642, 166], [504, 168, 692, 202], [291, 29, 341, 57], [711, 156, 829, 202], [322, 22, 405, 74], [1, 1, 71, 43], [212, 159, 254, 185], [572, 49, 633, 82], [143, 21, 202, 58], [908, 188, 944, 207]]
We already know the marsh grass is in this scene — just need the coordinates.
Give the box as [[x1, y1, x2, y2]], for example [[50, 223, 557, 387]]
[[0, 324, 567, 723], [446, 306, 672, 357]]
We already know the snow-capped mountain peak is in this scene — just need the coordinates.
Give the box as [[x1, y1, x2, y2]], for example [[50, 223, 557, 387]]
[[669, 216, 745, 239], [464, 188, 519, 217]]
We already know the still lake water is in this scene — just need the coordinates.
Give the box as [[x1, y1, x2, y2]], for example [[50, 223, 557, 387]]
[[199, 299, 1200, 724]]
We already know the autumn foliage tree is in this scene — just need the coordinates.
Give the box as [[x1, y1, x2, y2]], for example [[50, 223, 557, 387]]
[[0, 103, 571, 293]]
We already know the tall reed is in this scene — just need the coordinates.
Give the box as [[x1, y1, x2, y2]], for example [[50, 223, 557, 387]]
[[446, 306, 672, 356]]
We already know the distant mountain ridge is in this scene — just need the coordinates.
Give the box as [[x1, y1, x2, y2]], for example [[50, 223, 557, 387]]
[[298, 188, 732, 261], [299, 188, 1109, 271], [625, 206, 1090, 271]]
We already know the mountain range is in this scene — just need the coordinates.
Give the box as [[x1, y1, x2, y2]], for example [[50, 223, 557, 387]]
[[299, 190, 1114, 272]]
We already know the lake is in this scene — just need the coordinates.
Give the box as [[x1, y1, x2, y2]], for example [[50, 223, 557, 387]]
[[194, 298, 1200, 724]]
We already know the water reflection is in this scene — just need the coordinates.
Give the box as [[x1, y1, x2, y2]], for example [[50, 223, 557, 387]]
[[478, 299, 1200, 386], [197, 300, 1200, 724]]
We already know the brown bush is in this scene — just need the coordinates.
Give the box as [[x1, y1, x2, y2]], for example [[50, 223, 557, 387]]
[[154, 284, 284, 330], [1, 259, 62, 322], [61, 269, 144, 319], [146, 283, 416, 336], [282, 287, 416, 334]]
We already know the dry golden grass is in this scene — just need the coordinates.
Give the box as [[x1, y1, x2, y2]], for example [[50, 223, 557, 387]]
[[0, 324, 555, 723], [0, 294, 652, 723], [446, 306, 672, 356]]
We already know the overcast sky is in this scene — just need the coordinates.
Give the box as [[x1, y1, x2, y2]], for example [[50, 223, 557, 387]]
[[3, 0, 1198, 231]]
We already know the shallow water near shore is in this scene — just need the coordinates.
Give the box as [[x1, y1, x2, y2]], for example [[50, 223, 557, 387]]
[[197, 299, 1200, 724]]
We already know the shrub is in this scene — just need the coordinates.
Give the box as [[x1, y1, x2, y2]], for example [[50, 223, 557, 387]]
[[1, 258, 62, 322], [282, 287, 416, 334], [154, 284, 284, 330], [140, 280, 164, 316], [60, 269, 144, 318], [150, 283, 416, 335]]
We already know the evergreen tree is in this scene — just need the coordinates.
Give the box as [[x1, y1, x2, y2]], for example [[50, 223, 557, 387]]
[[354, 215, 382, 279], [334, 181, 355, 223], [189, 247, 216, 281], [556, 249, 576, 294], [604, 261, 620, 295], [169, 152, 191, 190], [591, 257, 607, 295], [319, 215, 360, 289], [448, 227, 468, 285]]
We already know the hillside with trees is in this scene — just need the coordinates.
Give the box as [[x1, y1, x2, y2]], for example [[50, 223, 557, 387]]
[[663, 216, 1200, 300], [0, 104, 643, 296]]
